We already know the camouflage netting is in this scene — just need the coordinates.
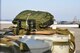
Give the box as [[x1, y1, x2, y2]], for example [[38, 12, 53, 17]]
[[12, 10, 54, 30]]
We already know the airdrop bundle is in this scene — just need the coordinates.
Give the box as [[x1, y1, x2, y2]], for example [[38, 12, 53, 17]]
[[0, 10, 75, 53]]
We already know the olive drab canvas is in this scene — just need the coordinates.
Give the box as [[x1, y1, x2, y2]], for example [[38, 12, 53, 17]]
[[12, 10, 54, 30]]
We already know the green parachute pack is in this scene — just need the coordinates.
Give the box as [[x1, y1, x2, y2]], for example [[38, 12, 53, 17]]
[[9, 10, 75, 53], [12, 10, 54, 30]]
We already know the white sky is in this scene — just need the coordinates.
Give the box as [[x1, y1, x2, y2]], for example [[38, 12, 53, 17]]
[[1, 0, 80, 21]]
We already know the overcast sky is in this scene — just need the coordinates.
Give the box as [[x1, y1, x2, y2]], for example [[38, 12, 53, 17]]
[[1, 0, 80, 21]]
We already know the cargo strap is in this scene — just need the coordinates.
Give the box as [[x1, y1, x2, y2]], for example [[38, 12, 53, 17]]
[[55, 28, 75, 53]]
